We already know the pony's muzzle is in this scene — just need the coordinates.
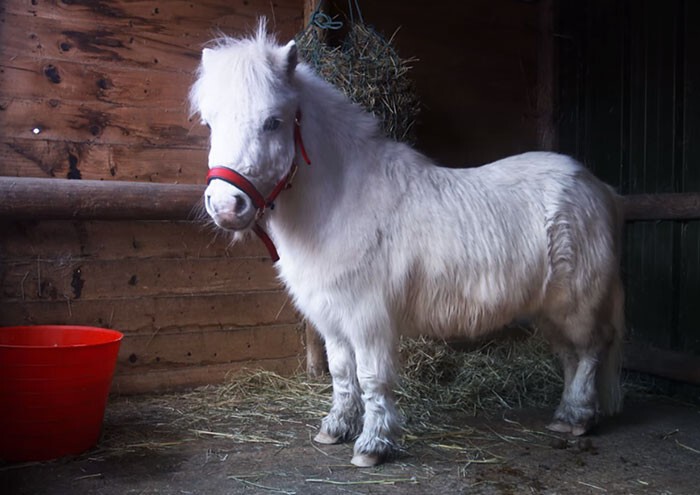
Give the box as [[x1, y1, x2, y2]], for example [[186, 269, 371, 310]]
[[204, 182, 256, 231]]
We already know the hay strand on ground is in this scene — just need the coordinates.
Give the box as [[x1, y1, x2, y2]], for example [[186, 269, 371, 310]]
[[100, 334, 698, 460]]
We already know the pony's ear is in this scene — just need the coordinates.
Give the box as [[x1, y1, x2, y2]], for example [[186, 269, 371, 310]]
[[283, 40, 297, 79]]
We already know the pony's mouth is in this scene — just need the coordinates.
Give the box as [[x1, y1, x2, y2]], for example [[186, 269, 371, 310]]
[[210, 211, 256, 232]]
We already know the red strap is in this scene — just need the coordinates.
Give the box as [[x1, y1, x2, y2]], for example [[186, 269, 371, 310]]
[[295, 112, 311, 166], [207, 167, 266, 210], [206, 108, 310, 263], [266, 163, 298, 207], [252, 223, 280, 262]]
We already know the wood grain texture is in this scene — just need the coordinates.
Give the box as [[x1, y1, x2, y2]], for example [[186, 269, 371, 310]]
[[112, 356, 303, 394], [4, 178, 700, 221], [0, 177, 204, 219], [623, 193, 700, 221], [0, 291, 297, 332], [0, 220, 265, 259], [359, 0, 540, 166], [1, 257, 281, 301], [0, 0, 305, 393], [0, 138, 207, 182], [117, 323, 303, 368]]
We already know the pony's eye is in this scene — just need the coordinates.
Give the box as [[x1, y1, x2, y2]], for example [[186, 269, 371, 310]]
[[263, 117, 282, 132]]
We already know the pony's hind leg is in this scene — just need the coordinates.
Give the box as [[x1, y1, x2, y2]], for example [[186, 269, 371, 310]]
[[541, 321, 593, 435], [314, 334, 363, 445], [548, 351, 600, 436], [553, 342, 579, 398], [546, 279, 625, 435]]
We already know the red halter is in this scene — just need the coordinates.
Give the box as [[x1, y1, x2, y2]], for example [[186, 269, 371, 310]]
[[206, 110, 311, 262]]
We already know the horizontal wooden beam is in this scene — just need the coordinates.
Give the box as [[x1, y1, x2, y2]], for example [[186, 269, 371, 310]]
[[624, 343, 700, 385], [0, 177, 699, 221], [0, 177, 204, 220], [622, 193, 700, 221]]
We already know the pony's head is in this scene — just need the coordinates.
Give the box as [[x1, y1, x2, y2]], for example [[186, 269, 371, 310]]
[[190, 22, 299, 232]]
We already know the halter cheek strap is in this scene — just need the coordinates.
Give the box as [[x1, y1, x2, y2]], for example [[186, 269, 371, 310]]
[[206, 110, 311, 262]]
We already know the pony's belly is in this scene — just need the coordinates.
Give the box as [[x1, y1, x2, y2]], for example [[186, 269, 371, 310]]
[[395, 271, 544, 340]]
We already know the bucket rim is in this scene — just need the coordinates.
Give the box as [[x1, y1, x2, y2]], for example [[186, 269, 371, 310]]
[[0, 325, 123, 349]]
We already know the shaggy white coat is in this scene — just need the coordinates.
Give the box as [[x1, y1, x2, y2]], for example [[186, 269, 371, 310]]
[[190, 23, 625, 467]]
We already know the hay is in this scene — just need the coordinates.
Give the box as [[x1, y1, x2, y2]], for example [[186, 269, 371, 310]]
[[101, 335, 561, 455], [295, 21, 420, 143], [167, 335, 562, 439], [100, 334, 698, 461], [396, 335, 562, 435]]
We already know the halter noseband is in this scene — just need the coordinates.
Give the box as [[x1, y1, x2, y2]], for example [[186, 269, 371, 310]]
[[206, 110, 311, 262]]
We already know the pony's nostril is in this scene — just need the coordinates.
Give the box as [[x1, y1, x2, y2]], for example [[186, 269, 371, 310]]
[[233, 195, 249, 215], [205, 194, 214, 212]]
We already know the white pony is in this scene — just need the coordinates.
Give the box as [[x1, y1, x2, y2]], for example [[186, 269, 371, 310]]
[[190, 22, 625, 467]]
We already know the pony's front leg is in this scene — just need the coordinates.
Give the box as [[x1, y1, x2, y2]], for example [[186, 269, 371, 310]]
[[350, 328, 401, 467], [314, 334, 364, 445]]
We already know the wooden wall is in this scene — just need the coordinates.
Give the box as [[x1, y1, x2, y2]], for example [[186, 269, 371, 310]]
[[1, 0, 549, 393], [0, 0, 305, 393], [359, 0, 545, 166], [557, 0, 700, 358]]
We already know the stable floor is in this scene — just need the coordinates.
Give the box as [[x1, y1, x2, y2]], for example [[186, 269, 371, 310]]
[[2, 393, 699, 495]]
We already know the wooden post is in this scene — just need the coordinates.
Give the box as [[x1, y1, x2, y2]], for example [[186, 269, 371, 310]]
[[300, 0, 330, 377], [304, 323, 328, 377], [536, 0, 556, 150]]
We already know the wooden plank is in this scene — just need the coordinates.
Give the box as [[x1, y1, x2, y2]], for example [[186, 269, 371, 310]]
[[0, 11, 199, 73], [116, 323, 302, 368], [0, 220, 267, 259], [678, 222, 700, 355], [624, 342, 700, 385], [0, 292, 297, 332], [111, 356, 303, 395], [580, 0, 626, 187], [3, 0, 302, 53], [0, 177, 203, 220], [535, 0, 555, 150], [0, 97, 207, 147], [679, 0, 700, 355], [0, 138, 207, 182], [0, 0, 302, 73], [625, 222, 677, 349], [1, 257, 281, 301], [0, 56, 195, 108], [624, 1, 680, 351], [358, 0, 539, 166], [623, 193, 700, 221]]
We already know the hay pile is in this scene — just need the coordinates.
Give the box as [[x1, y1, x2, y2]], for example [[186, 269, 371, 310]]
[[295, 20, 420, 143], [397, 336, 562, 434], [104, 335, 562, 448]]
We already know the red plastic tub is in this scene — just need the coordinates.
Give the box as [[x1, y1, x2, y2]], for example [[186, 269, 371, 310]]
[[0, 325, 123, 462]]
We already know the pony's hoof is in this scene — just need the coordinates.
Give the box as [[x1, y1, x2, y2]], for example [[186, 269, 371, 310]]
[[571, 425, 588, 437], [314, 431, 340, 445], [546, 421, 572, 434], [546, 421, 589, 436], [351, 453, 381, 467]]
